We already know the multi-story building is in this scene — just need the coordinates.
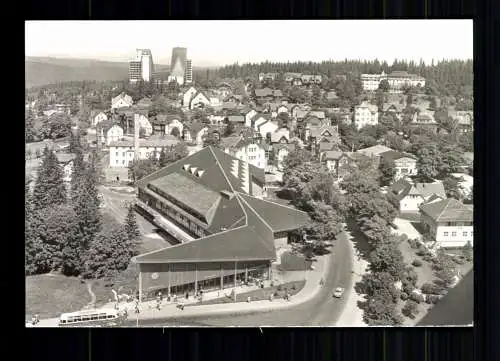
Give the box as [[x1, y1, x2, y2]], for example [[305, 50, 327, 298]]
[[129, 49, 155, 83], [170, 47, 187, 85], [419, 198, 473, 249], [353, 102, 379, 129], [132, 146, 310, 300], [387, 179, 447, 213], [184, 59, 193, 84], [220, 136, 267, 170], [360, 71, 426, 93], [109, 135, 180, 167], [379, 150, 418, 181]]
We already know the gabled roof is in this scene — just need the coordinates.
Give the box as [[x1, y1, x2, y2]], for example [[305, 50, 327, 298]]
[[272, 142, 296, 153], [419, 198, 473, 222], [409, 181, 447, 199], [318, 142, 337, 152], [388, 178, 413, 201], [310, 125, 338, 138], [227, 115, 245, 123], [220, 136, 243, 149], [309, 111, 325, 119], [356, 144, 393, 157], [322, 150, 343, 161], [133, 146, 309, 264], [379, 150, 417, 162]]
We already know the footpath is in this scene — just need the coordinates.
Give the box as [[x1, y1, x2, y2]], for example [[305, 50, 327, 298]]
[[32, 251, 332, 327]]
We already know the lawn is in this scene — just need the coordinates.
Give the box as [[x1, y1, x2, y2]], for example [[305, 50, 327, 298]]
[[26, 273, 91, 319], [91, 265, 139, 307], [186, 280, 306, 307], [278, 251, 312, 271]]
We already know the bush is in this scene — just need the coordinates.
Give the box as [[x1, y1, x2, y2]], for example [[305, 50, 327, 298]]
[[402, 300, 419, 318], [452, 256, 466, 265], [407, 238, 420, 249], [425, 295, 440, 304], [277, 284, 282, 291], [409, 292, 425, 304], [400, 292, 409, 301], [420, 283, 444, 295], [412, 259, 423, 267]]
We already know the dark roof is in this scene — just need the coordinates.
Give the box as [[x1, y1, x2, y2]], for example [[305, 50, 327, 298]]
[[418, 270, 473, 326], [133, 146, 307, 263], [220, 136, 243, 149], [319, 142, 337, 152], [149, 173, 221, 224], [273, 143, 296, 153], [409, 182, 447, 199], [388, 179, 413, 201], [322, 150, 343, 161], [379, 150, 417, 162], [419, 198, 473, 222]]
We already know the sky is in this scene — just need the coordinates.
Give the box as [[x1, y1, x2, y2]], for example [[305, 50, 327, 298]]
[[25, 20, 473, 67]]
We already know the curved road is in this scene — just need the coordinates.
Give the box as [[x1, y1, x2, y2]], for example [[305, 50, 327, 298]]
[[124, 232, 354, 327]]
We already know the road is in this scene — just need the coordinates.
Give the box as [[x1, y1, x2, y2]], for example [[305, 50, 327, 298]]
[[123, 232, 354, 327]]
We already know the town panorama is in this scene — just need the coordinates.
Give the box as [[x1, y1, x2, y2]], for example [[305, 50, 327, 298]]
[[26, 40, 473, 328]]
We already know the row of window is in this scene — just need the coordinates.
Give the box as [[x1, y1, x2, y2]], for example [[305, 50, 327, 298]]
[[443, 231, 473, 237]]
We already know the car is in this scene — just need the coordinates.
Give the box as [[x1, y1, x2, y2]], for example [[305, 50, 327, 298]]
[[333, 287, 345, 298]]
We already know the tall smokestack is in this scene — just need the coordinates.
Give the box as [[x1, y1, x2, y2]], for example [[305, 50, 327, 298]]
[[134, 114, 140, 160]]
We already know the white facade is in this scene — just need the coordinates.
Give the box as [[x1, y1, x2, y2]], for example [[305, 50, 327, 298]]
[[354, 102, 379, 130], [62, 162, 74, 182], [190, 92, 211, 110], [102, 125, 124, 146], [400, 194, 444, 212], [183, 87, 197, 108], [253, 117, 268, 131], [166, 118, 184, 136], [92, 112, 108, 127], [393, 157, 418, 180], [109, 145, 167, 167], [361, 71, 426, 92], [229, 143, 267, 170], [245, 110, 258, 128], [111, 94, 133, 109], [135, 114, 152, 137], [433, 225, 474, 249], [258, 121, 279, 139], [276, 148, 290, 170]]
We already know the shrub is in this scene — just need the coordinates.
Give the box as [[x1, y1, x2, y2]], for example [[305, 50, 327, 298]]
[[425, 295, 440, 304], [452, 256, 466, 265], [402, 300, 419, 318], [412, 259, 423, 267], [400, 292, 409, 301], [277, 284, 282, 291], [407, 238, 420, 249], [421, 283, 443, 295], [409, 292, 425, 304]]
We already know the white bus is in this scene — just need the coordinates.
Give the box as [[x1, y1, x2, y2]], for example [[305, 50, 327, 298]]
[[59, 308, 126, 327]]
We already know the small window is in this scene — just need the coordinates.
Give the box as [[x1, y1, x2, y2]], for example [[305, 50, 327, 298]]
[[122, 160, 125, 165], [107, 315, 114, 319], [470, 231, 474, 236], [444, 232, 449, 236], [116, 152, 118, 156], [452, 232, 456, 237], [463, 232, 468, 236]]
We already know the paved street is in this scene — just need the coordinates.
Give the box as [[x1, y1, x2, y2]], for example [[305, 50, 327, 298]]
[[126, 231, 354, 327]]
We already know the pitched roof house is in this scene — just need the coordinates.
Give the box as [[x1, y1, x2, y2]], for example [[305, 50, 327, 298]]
[[111, 93, 133, 109], [388, 179, 447, 212]]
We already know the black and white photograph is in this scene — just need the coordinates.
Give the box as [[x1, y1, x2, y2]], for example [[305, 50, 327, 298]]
[[25, 20, 473, 327]]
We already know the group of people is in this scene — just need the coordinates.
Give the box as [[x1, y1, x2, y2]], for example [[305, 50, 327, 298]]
[[30, 314, 40, 325]]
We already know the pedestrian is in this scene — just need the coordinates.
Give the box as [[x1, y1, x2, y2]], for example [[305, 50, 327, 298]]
[[135, 305, 140, 314], [185, 292, 189, 300], [247, 296, 251, 303], [158, 291, 163, 302], [167, 295, 171, 302], [156, 299, 161, 311], [34, 314, 39, 325]]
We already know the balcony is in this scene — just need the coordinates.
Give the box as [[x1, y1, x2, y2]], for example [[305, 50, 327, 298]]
[[135, 200, 195, 243]]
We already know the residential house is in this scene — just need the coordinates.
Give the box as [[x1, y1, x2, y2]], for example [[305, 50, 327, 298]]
[[258, 73, 279, 82], [382, 103, 405, 121], [292, 77, 303, 86], [379, 150, 418, 180], [388, 179, 447, 213], [190, 91, 211, 110], [272, 143, 296, 170], [453, 111, 473, 133], [136, 97, 153, 109], [165, 117, 184, 137], [183, 86, 198, 108], [151, 114, 168, 135], [255, 118, 279, 141], [226, 115, 245, 125], [270, 127, 290, 144], [56, 153, 89, 182], [221, 136, 267, 169], [97, 121, 124, 146], [354, 102, 379, 130], [92, 111, 108, 127], [419, 198, 473, 249], [319, 151, 369, 180], [109, 135, 180, 167], [411, 111, 438, 133], [183, 123, 208, 146], [208, 115, 225, 125], [301, 75, 322, 85], [277, 104, 289, 115], [284, 72, 302, 83], [111, 93, 133, 109], [356, 144, 393, 158], [318, 141, 338, 154], [243, 109, 258, 128], [225, 95, 243, 104], [254, 88, 283, 103], [135, 113, 153, 137]]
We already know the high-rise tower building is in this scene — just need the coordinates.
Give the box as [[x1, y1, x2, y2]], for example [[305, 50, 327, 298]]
[[184, 59, 193, 84], [170, 47, 187, 85], [129, 49, 155, 83]]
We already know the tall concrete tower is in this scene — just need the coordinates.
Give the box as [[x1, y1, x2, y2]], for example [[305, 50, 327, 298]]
[[129, 49, 154, 83], [170, 47, 187, 85]]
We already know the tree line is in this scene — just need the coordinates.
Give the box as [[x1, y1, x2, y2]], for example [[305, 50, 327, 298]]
[[25, 139, 141, 279]]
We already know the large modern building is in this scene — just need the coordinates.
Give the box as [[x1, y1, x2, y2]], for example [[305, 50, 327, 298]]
[[184, 59, 193, 84], [132, 146, 310, 300], [129, 49, 155, 83], [360, 71, 426, 93], [169, 47, 187, 85]]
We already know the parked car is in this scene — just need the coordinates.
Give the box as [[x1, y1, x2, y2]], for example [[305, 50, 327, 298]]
[[333, 287, 345, 298]]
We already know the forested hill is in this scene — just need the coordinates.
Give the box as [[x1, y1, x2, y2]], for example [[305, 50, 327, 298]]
[[216, 59, 473, 96], [25, 57, 130, 88]]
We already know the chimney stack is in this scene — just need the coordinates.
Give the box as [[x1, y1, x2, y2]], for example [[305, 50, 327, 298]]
[[134, 114, 140, 160]]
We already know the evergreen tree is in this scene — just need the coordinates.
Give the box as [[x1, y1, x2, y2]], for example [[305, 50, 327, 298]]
[[32, 147, 67, 210], [379, 157, 396, 186], [124, 204, 141, 256]]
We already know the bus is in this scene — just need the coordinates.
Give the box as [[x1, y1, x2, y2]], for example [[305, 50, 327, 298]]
[[59, 308, 127, 327]]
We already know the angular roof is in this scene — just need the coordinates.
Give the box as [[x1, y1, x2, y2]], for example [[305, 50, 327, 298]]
[[134, 146, 309, 264], [409, 181, 447, 199], [273, 143, 296, 153], [149, 173, 221, 224], [309, 111, 325, 119], [318, 142, 337, 152], [419, 198, 473, 222], [109, 135, 179, 148], [227, 115, 245, 123], [322, 150, 343, 161], [379, 150, 417, 162], [310, 125, 338, 138], [388, 178, 413, 201], [356, 144, 393, 157], [220, 136, 243, 149]]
